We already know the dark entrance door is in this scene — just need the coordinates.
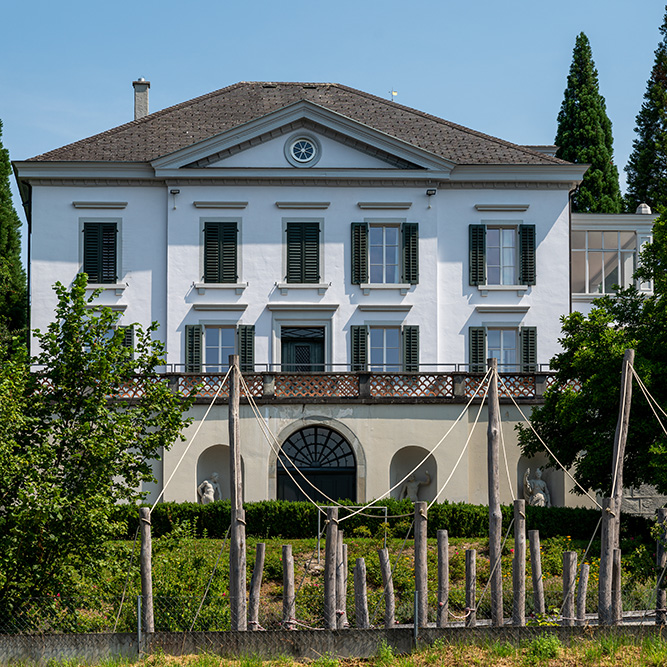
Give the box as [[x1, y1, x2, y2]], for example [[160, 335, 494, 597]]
[[277, 426, 357, 502], [281, 327, 324, 372]]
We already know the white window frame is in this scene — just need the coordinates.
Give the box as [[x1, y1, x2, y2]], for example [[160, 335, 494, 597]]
[[485, 223, 518, 286], [369, 325, 402, 372]]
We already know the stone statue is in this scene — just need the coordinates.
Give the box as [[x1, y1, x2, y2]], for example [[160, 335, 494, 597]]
[[400, 470, 431, 501], [523, 467, 551, 507], [197, 472, 221, 505]]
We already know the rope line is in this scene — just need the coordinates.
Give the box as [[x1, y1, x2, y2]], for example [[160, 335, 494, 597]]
[[112, 525, 140, 633], [151, 367, 232, 513], [611, 358, 630, 498], [474, 518, 515, 614], [498, 375, 602, 509], [631, 365, 667, 436], [497, 377, 516, 502]]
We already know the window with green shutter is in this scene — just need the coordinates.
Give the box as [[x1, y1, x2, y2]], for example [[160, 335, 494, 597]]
[[238, 325, 255, 373], [402, 325, 420, 372], [518, 224, 536, 285], [185, 324, 203, 373], [520, 326, 537, 372], [469, 327, 486, 373], [83, 222, 117, 284], [204, 222, 238, 283], [401, 223, 419, 284], [286, 222, 320, 283], [120, 325, 134, 350], [351, 222, 369, 284], [351, 325, 368, 371], [469, 225, 486, 286]]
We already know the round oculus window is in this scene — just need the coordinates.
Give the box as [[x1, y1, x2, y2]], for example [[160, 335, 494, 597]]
[[290, 138, 317, 163]]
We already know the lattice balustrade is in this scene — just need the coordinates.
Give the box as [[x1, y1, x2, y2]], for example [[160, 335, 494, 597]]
[[178, 374, 263, 398], [274, 374, 359, 398], [499, 374, 536, 398], [544, 376, 582, 393], [370, 373, 455, 398]]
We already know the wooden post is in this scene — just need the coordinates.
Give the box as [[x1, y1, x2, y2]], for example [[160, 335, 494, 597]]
[[657, 508, 667, 626], [465, 549, 476, 628], [228, 355, 246, 631], [414, 501, 428, 628], [324, 507, 338, 629], [248, 543, 265, 630], [599, 497, 616, 625], [139, 508, 154, 635], [612, 548, 622, 626], [611, 349, 634, 551], [336, 533, 348, 628], [513, 499, 526, 627], [487, 358, 504, 627], [577, 563, 589, 626], [378, 547, 395, 628], [562, 551, 577, 627], [282, 545, 295, 630], [437, 529, 449, 628], [529, 530, 545, 615], [354, 558, 370, 628]]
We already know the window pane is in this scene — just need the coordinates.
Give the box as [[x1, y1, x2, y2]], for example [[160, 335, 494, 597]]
[[604, 251, 618, 291], [588, 251, 603, 293], [370, 246, 383, 264], [620, 232, 636, 250], [385, 265, 398, 283], [588, 232, 602, 249], [385, 227, 399, 245], [621, 252, 635, 287], [572, 231, 586, 249], [369, 227, 382, 244], [502, 267, 514, 284], [370, 328, 383, 347], [572, 251, 586, 293], [488, 267, 500, 284], [501, 229, 514, 247], [370, 265, 383, 282], [487, 247, 500, 265], [385, 328, 400, 347], [603, 231, 618, 249], [487, 228, 500, 246], [487, 329, 500, 349]]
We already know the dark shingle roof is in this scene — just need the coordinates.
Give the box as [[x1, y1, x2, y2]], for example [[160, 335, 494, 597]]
[[29, 82, 567, 166]]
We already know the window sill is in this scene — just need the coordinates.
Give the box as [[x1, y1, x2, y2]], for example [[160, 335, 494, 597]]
[[359, 283, 412, 296], [194, 282, 248, 295], [477, 284, 529, 297], [276, 282, 330, 296], [86, 282, 127, 296]]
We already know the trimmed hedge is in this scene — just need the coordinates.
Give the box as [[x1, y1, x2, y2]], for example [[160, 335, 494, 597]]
[[111, 499, 654, 543]]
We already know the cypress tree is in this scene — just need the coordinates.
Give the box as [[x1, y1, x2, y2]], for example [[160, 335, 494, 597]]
[[555, 32, 622, 213], [625, 9, 667, 212], [0, 119, 27, 336]]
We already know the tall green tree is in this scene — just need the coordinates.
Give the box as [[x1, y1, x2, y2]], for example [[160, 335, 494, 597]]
[[518, 212, 667, 496], [555, 33, 622, 213], [0, 120, 27, 337], [626, 8, 667, 212], [0, 274, 193, 611]]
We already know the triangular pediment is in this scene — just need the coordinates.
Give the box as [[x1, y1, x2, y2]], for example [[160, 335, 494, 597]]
[[151, 101, 455, 174]]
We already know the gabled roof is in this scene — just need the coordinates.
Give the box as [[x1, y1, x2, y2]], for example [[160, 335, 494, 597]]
[[28, 82, 568, 166]]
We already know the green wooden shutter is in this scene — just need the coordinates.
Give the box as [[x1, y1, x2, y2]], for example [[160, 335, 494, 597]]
[[402, 325, 420, 372], [204, 222, 238, 283], [520, 327, 537, 373], [402, 223, 419, 284], [238, 325, 255, 373], [351, 325, 368, 372], [286, 222, 320, 283], [185, 324, 203, 373], [469, 225, 486, 286], [519, 224, 536, 285], [83, 222, 117, 284], [120, 325, 134, 349], [351, 222, 368, 284], [469, 327, 486, 373]]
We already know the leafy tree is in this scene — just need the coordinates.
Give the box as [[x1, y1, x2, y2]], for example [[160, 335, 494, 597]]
[[0, 119, 27, 339], [518, 212, 667, 495], [555, 33, 622, 213], [0, 274, 193, 609], [626, 9, 667, 212]]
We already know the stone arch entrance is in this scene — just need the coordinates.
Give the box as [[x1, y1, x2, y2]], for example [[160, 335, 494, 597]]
[[196, 444, 244, 502], [277, 425, 357, 502]]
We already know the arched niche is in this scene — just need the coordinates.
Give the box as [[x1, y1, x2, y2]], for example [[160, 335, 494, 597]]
[[518, 455, 564, 507], [390, 446, 437, 502], [196, 444, 244, 502]]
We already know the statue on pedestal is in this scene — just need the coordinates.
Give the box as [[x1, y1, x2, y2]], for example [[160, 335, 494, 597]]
[[400, 470, 431, 501], [197, 472, 221, 504], [523, 467, 551, 507]]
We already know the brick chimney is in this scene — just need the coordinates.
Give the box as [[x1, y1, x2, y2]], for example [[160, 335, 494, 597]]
[[132, 77, 150, 120]]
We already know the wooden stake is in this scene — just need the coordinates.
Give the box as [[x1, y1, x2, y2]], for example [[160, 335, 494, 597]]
[[528, 530, 545, 615], [657, 508, 667, 626], [611, 349, 634, 550], [336, 533, 348, 628], [562, 551, 577, 627], [599, 497, 616, 625], [577, 563, 589, 626], [487, 358, 503, 627], [612, 548, 622, 626], [354, 558, 370, 628], [324, 507, 338, 629], [437, 529, 449, 628], [378, 547, 395, 628], [512, 499, 526, 627], [248, 542, 265, 630], [414, 501, 428, 628], [228, 355, 246, 631], [282, 544, 295, 630], [139, 507, 154, 635], [465, 549, 476, 628]]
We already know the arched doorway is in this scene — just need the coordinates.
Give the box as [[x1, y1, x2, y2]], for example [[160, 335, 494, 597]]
[[277, 426, 357, 502]]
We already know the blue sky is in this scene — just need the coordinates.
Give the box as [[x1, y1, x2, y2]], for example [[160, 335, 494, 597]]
[[2, 0, 665, 241]]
